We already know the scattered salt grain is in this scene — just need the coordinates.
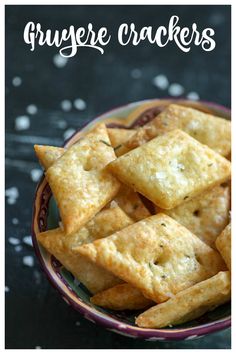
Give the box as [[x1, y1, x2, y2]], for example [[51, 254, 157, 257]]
[[5, 286, 10, 292], [155, 171, 166, 180], [110, 201, 118, 208], [75, 321, 81, 326], [210, 13, 225, 26], [8, 198, 17, 205], [168, 83, 184, 97], [61, 99, 72, 112], [30, 168, 42, 182], [131, 68, 142, 79], [5, 187, 19, 205], [23, 255, 34, 267], [12, 76, 22, 87], [26, 104, 38, 115], [53, 53, 68, 68], [15, 115, 30, 131], [23, 236, 33, 247], [33, 270, 42, 285], [152, 74, 169, 90], [8, 237, 20, 246], [187, 120, 199, 130], [12, 218, 19, 225], [15, 245, 23, 252], [186, 92, 200, 101], [56, 120, 67, 129], [74, 98, 87, 111], [63, 128, 76, 140]]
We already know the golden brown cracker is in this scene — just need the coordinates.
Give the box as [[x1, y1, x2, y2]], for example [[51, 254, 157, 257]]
[[34, 145, 65, 170], [75, 214, 226, 303], [156, 184, 230, 248], [46, 123, 121, 234], [136, 271, 231, 328], [109, 129, 231, 210], [114, 184, 151, 221], [216, 223, 231, 271], [107, 128, 135, 149], [37, 205, 133, 293], [122, 104, 231, 157], [91, 283, 154, 310]]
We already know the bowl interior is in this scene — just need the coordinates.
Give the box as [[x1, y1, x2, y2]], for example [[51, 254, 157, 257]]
[[33, 98, 231, 339]]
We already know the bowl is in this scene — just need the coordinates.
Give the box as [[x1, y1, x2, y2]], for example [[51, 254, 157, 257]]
[[32, 98, 231, 341]]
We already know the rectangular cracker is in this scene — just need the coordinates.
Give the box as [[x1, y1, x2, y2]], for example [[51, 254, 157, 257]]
[[108, 129, 231, 209], [46, 123, 121, 234], [216, 223, 231, 271], [122, 104, 231, 157], [136, 271, 231, 328], [156, 184, 230, 248], [75, 214, 226, 303], [91, 283, 154, 310], [37, 205, 133, 294], [114, 184, 151, 221], [34, 145, 65, 170]]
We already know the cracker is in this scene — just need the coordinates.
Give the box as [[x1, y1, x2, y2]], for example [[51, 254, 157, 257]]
[[108, 129, 231, 209], [46, 123, 121, 234], [107, 128, 135, 150], [136, 271, 231, 328], [114, 184, 151, 221], [91, 283, 154, 310], [216, 223, 231, 271], [75, 214, 226, 303], [122, 104, 231, 157], [37, 205, 133, 293], [156, 184, 230, 247], [34, 145, 65, 170]]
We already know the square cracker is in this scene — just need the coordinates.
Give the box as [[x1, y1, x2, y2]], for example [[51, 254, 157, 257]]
[[216, 223, 231, 271], [75, 214, 226, 303], [114, 184, 151, 221], [91, 283, 154, 310], [34, 145, 65, 170], [136, 271, 231, 328], [156, 184, 230, 248], [37, 205, 133, 294], [108, 129, 231, 209], [46, 123, 121, 234], [122, 104, 231, 157], [35, 144, 150, 221]]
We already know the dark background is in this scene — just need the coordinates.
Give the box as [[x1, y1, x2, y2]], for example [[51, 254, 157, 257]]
[[5, 5, 231, 349]]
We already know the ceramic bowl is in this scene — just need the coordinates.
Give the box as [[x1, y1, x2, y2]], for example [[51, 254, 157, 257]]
[[32, 98, 231, 341]]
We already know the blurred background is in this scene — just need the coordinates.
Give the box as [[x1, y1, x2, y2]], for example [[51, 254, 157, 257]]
[[5, 5, 231, 349]]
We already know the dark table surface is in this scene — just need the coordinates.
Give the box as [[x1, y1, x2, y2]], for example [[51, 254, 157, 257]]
[[5, 5, 231, 349]]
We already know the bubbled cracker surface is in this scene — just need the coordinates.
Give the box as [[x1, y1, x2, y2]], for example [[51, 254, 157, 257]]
[[123, 104, 231, 157], [36, 206, 133, 294], [109, 129, 231, 209], [34, 145, 65, 170], [46, 123, 120, 234], [76, 214, 226, 303], [136, 271, 231, 328], [157, 184, 230, 247]]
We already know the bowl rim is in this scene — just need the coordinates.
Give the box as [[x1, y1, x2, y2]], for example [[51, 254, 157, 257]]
[[31, 98, 231, 341]]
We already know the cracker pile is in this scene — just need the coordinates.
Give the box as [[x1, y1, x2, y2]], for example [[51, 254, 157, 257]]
[[35, 103, 231, 328]]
